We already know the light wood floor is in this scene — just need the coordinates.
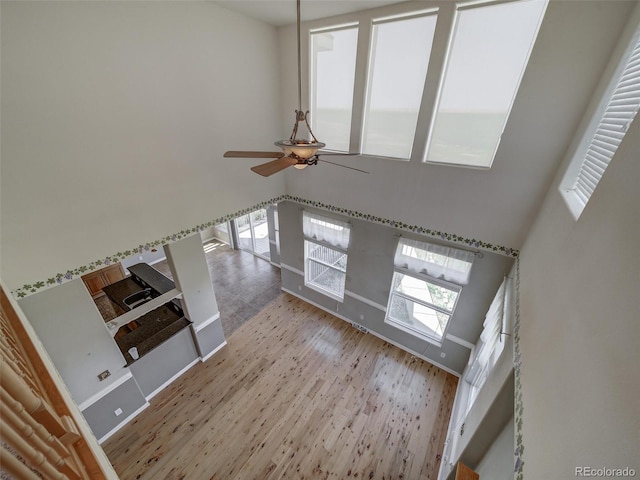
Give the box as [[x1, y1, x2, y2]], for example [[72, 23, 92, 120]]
[[103, 293, 458, 480]]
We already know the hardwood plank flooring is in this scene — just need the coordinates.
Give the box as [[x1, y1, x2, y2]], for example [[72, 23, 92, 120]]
[[103, 293, 458, 480]]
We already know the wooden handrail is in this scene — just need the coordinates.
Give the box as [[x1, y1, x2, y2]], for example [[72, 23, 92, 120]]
[[1, 283, 117, 479]]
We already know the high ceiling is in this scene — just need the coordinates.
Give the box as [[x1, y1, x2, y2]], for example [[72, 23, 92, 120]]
[[213, 0, 407, 26]]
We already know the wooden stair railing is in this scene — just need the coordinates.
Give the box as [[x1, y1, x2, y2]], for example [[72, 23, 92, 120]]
[[0, 283, 117, 479]]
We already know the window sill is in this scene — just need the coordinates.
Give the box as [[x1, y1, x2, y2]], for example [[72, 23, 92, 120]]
[[304, 281, 345, 303], [384, 317, 443, 347]]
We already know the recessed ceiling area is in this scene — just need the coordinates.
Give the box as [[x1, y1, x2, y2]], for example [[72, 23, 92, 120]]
[[213, 0, 407, 27]]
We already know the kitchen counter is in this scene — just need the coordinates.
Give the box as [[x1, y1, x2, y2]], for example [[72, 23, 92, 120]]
[[128, 263, 176, 295], [102, 277, 152, 312], [115, 304, 190, 365], [102, 263, 190, 366]]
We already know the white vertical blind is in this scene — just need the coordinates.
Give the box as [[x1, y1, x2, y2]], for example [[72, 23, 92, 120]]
[[303, 211, 351, 249], [394, 237, 475, 285], [571, 31, 640, 207]]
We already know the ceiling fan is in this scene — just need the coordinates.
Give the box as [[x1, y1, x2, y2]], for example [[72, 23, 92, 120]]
[[224, 0, 368, 177]]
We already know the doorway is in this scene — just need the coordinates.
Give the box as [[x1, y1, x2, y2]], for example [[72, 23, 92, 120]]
[[234, 208, 270, 260]]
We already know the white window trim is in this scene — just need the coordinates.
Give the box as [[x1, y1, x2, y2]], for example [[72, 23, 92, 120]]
[[301, 1, 456, 162], [304, 239, 348, 302], [302, 0, 545, 168], [423, 0, 547, 169], [560, 4, 640, 220], [384, 268, 461, 346]]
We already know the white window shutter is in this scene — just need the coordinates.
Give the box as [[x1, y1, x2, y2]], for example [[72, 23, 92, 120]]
[[571, 33, 640, 209]]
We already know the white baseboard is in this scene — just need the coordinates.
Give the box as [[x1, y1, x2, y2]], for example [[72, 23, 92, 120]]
[[282, 287, 460, 377], [200, 340, 228, 362], [97, 402, 150, 444], [144, 357, 200, 401]]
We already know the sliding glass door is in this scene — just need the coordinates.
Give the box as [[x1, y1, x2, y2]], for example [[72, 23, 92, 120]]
[[234, 208, 270, 260]]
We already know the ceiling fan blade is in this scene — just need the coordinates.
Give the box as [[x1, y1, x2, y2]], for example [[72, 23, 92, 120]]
[[224, 151, 285, 158], [318, 158, 370, 174], [251, 156, 298, 177]]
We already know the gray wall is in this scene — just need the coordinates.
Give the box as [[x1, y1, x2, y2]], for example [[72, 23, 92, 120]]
[[81, 376, 147, 442], [277, 200, 514, 374], [129, 327, 198, 398], [18, 279, 131, 407], [476, 416, 515, 480]]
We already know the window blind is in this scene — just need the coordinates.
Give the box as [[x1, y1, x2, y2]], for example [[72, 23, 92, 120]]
[[302, 211, 351, 249], [572, 31, 640, 208], [394, 237, 475, 285]]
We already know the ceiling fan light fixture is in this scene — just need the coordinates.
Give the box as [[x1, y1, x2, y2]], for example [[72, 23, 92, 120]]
[[222, 0, 369, 177], [276, 139, 325, 160], [276, 109, 326, 161]]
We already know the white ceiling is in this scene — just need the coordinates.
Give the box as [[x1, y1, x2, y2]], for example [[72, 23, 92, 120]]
[[213, 0, 407, 26]]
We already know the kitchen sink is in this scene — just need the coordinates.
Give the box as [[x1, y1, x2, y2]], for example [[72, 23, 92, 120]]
[[123, 288, 154, 310]]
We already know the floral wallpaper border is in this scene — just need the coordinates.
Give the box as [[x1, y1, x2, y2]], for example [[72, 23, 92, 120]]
[[513, 257, 525, 479], [11, 195, 288, 298], [286, 196, 519, 257], [11, 194, 519, 298]]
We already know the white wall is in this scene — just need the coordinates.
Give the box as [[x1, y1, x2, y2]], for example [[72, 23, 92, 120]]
[[280, 1, 632, 251], [1, 1, 286, 290], [517, 61, 640, 479]]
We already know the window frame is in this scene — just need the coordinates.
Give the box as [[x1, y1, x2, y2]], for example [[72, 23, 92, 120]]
[[310, 22, 360, 154], [302, 212, 351, 302], [304, 238, 349, 302], [385, 268, 461, 346], [559, 13, 640, 220], [423, 0, 547, 169], [302, 0, 547, 168], [360, 9, 440, 160]]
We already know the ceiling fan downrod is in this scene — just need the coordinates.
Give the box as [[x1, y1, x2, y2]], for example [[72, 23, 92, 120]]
[[274, 0, 325, 166]]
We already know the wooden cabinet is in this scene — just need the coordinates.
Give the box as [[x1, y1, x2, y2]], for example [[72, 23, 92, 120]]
[[81, 263, 125, 298], [455, 463, 479, 480]]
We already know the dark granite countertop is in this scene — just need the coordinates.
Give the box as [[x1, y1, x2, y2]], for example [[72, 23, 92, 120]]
[[102, 277, 155, 312], [115, 304, 191, 365], [102, 263, 189, 366], [128, 263, 176, 294]]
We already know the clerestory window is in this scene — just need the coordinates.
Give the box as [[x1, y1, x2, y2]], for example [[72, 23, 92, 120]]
[[308, 0, 547, 168]]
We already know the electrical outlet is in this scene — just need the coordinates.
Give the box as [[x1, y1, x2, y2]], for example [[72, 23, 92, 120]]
[[97, 370, 110, 381], [440, 352, 446, 358], [114, 408, 123, 416], [359, 314, 364, 320]]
